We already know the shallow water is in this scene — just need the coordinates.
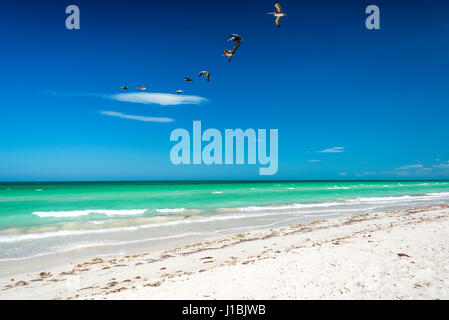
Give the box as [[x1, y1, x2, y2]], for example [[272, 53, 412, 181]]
[[1, 181, 449, 263]]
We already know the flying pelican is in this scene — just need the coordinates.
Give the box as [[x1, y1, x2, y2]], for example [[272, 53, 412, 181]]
[[199, 71, 210, 82], [228, 34, 242, 54], [267, 2, 286, 27], [120, 86, 128, 90], [222, 49, 234, 62], [137, 85, 147, 90], [176, 90, 183, 94], [184, 77, 193, 82]]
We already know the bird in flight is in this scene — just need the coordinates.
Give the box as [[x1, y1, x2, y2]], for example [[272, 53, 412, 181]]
[[137, 85, 147, 90], [120, 86, 128, 90], [223, 34, 242, 62], [199, 71, 210, 82], [184, 77, 193, 82], [267, 2, 286, 27], [176, 90, 183, 94]]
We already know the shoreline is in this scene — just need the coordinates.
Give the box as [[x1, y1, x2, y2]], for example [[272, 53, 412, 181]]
[[1, 203, 449, 299], [2, 181, 449, 269]]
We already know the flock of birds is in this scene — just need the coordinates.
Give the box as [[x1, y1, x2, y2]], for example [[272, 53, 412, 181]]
[[119, 2, 286, 94]]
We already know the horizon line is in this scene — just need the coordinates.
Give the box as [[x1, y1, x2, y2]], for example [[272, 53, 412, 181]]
[[1, 179, 449, 184]]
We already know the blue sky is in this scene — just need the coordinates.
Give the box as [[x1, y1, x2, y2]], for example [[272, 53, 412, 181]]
[[0, 0, 448, 181]]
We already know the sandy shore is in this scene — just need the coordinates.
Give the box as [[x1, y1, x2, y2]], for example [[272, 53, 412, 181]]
[[1, 204, 449, 300]]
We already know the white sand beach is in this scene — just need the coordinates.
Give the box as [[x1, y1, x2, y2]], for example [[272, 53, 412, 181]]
[[1, 204, 449, 300]]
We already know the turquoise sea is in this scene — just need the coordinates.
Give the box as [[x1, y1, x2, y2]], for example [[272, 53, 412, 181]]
[[1, 181, 449, 263]]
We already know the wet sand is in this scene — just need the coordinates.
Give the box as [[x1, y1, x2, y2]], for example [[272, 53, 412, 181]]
[[1, 204, 449, 300]]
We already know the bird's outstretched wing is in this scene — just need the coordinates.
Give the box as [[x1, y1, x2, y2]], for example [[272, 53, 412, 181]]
[[232, 40, 241, 54], [275, 16, 281, 27], [275, 2, 282, 14]]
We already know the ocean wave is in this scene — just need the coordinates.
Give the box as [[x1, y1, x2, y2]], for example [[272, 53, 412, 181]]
[[352, 192, 449, 203], [426, 192, 449, 197], [3, 191, 449, 245], [326, 186, 350, 190], [0, 207, 367, 244], [0, 209, 382, 262], [235, 202, 346, 212], [234, 191, 449, 212], [346, 195, 413, 202], [153, 208, 203, 215], [155, 208, 186, 213], [32, 209, 147, 218]]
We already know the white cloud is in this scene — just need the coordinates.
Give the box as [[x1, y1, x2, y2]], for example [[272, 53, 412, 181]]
[[109, 92, 209, 106], [100, 111, 174, 123], [433, 163, 449, 169], [355, 171, 377, 177], [395, 164, 423, 170], [318, 147, 344, 153], [42, 90, 209, 106]]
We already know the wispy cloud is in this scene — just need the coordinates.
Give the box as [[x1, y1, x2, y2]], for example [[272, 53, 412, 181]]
[[318, 147, 344, 153], [308, 160, 322, 163], [41, 90, 107, 99], [100, 111, 174, 123], [433, 162, 449, 169], [395, 164, 423, 170], [109, 92, 209, 106], [355, 171, 378, 177], [42, 90, 209, 106]]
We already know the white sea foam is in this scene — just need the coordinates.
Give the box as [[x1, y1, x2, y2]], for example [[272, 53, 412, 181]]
[[347, 195, 413, 202], [236, 202, 346, 212], [236, 192, 449, 212], [155, 208, 186, 213], [327, 186, 350, 190], [32, 209, 147, 218], [426, 192, 449, 197], [0, 207, 362, 244], [352, 192, 449, 203], [91, 221, 106, 225], [3, 192, 448, 246]]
